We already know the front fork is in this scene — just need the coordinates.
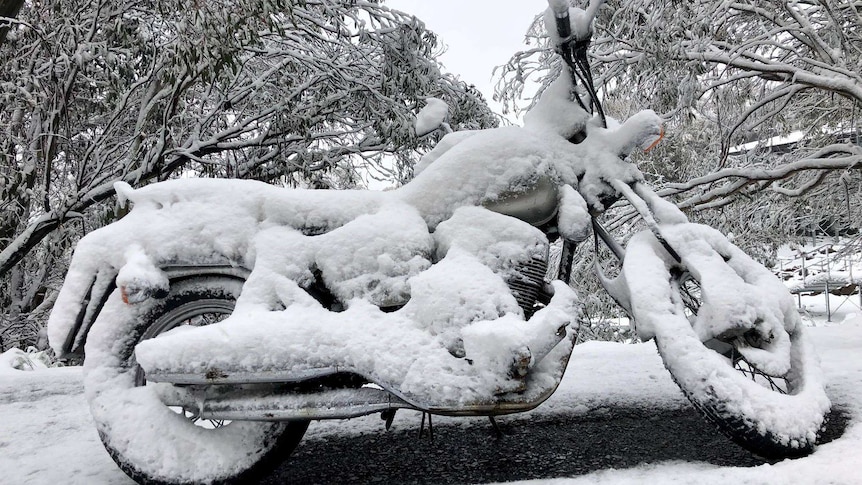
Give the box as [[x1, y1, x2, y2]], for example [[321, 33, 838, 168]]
[[584, 180, 691, 320]]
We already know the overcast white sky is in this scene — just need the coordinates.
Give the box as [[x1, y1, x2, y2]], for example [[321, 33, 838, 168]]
[[385, 1, 544, 118]]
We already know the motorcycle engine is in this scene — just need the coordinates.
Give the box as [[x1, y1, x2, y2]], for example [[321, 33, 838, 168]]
[[507, 253, 552, 318]]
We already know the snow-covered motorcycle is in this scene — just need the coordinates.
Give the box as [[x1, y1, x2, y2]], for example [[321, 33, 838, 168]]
[[47, 2, 830, 483]]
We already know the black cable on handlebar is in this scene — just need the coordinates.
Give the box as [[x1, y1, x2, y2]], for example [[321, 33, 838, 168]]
[[552, 5, 607, 129], [560, 51, 592, 115], [552, 11, 591, 115], [574, 42, 606, 128]]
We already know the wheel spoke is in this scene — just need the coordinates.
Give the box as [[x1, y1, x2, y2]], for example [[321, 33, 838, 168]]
[[731, 353, 788, 395], [684, 280, 789, 395], [136, 304, 234, 429]]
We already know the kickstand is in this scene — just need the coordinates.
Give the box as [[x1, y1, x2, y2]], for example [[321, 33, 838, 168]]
[[488, 416, 503, 438], [418, 412, 434, 441], [381, 409, 397, 431]]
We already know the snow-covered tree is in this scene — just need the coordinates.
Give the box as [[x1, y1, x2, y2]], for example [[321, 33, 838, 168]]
[[497, 0, 862, 251], [0, 0, 496, 350]]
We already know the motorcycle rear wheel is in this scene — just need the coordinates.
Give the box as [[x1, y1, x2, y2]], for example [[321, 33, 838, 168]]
[[623, 226, 831, 459], [83, 276, 308, 485]]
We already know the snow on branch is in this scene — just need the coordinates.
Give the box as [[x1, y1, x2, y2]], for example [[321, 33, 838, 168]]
[[663, 144, 862, 210], [0, 0, 499, 328]]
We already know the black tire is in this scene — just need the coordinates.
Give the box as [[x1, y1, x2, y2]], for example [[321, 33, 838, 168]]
[[83, 276, 308, 484], [623, 225, 831, 459]]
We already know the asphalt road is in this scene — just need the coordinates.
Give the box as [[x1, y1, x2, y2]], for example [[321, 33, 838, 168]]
[[261, 406, 848, 484]]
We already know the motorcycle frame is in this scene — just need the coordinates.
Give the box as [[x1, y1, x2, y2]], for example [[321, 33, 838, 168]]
[[140, 180, 671, 424]]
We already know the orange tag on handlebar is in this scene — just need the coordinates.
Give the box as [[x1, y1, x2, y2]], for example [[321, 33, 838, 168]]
[[644, 126, 665, 153]]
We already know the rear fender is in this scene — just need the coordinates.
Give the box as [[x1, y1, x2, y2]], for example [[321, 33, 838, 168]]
[[58, 264, 249, 362]]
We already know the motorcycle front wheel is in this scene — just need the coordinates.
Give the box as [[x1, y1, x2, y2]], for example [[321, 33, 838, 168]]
[[83, 276, 308, 485], [623, 225, 831, 459]]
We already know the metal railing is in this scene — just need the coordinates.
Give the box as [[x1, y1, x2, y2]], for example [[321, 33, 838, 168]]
[[776, 238, 862, 321]]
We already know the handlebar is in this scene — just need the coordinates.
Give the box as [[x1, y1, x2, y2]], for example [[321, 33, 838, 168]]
[[547, 0, 606, 43], [547, 0, 607, 128], [550, 0, 574, 62], [549, 0, 573, 40]]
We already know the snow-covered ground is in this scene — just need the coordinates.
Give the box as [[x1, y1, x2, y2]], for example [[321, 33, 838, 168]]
[[1, 303, 860, 485]]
